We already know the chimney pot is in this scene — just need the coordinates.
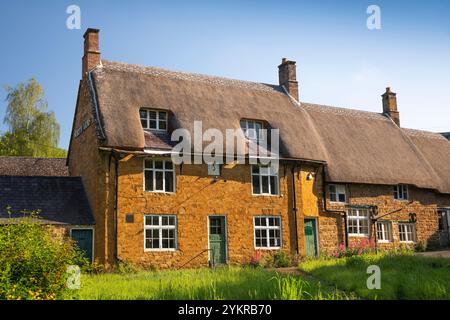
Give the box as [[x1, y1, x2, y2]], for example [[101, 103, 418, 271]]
[[82, 28, 101, 78], [278, 58, 299, 101], [382, 87, 400, 126]]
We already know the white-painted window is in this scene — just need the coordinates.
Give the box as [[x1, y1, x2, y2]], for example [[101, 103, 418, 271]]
[[254, 216, 282, 249], [376, 221, 392, 242], [398, 223, 416, 243], [140, 109, 168, 131], [240, 119, 264, 142], [347, 208, 370, 236], [394, 184, 409, 200], [144, 215, 177, 250], [329, 184, 346, 203], [251, 165, 279, 195], [144, 159, 175, 193]]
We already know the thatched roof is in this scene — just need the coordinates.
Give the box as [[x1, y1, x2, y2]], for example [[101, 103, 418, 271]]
[[88, 60, 450, 194]]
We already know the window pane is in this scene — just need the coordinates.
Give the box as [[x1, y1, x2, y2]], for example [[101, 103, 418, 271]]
[[155, 171, 163, 190], [260, 166, 269, 175], [145, 216, 152, 226], [252, 175, 260, 194], [252, 165, 259, 174], [261, 176, 269, 194], [159, 112, 167, 120], [141, 119, 148, 128], [329, 185, 336, 193], [165, 171, 174, 192], [270, 176, 277, 195], [149, 120, 157, 129], [330, 193, 337, 202], [144, 160, 153, 169], [162, 216, 169, 226], [159, 120, 167, 130], [165, 161, 173, 170], [338, 194, 346, 202], [144, 170, 154, 191], [149, 111, 157, 119], [140, 110, 147, 118], [168, 216, 175, 226], [155, 161, 163, 169], [260, 218, 267, 226], [255, 217, 261, 226]]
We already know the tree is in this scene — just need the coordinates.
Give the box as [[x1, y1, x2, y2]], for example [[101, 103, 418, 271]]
[[0, 78, 67, 158]]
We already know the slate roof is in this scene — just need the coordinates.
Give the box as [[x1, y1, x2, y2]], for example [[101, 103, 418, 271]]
[[0, 157, 68, 176], [85, 60, 450, 194], [0, 176, 95, 225]]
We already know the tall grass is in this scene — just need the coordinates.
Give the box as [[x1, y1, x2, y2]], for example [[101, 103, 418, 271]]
[[73, 267, 352, 300], [299, 252, 450, 300]]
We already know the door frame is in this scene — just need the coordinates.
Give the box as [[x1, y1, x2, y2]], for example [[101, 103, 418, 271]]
[[70, 226, 95, 262], [304, 217, 320, 257], [207, 215, 228, 264]]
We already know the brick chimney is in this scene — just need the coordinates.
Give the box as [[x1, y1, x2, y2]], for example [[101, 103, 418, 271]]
[[82, 28, 101, 78], [278, 58, 299, 101], [382, 87, 400, 126]]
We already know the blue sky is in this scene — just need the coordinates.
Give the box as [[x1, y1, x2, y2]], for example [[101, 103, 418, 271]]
[[0, 0, 449, 149]]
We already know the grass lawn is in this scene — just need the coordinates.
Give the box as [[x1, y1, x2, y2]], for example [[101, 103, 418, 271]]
[[72, 267, 352, 300], [299, 252, 450, 300]]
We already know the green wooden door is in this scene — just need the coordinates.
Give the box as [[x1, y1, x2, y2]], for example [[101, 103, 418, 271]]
[[209, 216, 226, 265], [304, 219, 318, 257], [71, 229, 93, 263]]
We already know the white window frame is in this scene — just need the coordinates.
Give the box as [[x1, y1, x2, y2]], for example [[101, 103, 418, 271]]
[[398, 222, 416, 243], [251, 165, 279, 196], [143, 159, 176, 193], [144, 215, 177, 251], [394, 184, 409, 200], [253, 216, 282, 249], [376, 221, 392, 243], [328, 184, 346, 203], [347, 208, 371, 237], [240, 119, 264, 142], [140, 109, 168, 131]]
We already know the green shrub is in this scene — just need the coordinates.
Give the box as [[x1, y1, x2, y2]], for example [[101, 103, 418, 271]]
[[414, 241, 427, 252], [0, 212, 86, 300], [272, 251, 291, 268]]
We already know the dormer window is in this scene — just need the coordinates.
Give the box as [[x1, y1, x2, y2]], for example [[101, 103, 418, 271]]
[[240, 119, 264, 142], [394, 184, 408, 200], [140, 109, 167, 131]]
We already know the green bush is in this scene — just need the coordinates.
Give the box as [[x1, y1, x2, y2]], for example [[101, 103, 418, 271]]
[[272, 251, 291, 268], [414, 241, 427, 252], [0, 213, 86, 300]]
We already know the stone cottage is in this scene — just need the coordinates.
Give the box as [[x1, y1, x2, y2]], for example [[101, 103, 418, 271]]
[[67, 28, 450, 268]]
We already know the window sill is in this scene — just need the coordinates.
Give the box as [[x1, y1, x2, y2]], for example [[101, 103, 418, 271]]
[[348, 234, 369, 237], [255, 247, 282, 250], [144, 190, 176, 195], [330, 201, 347, 205], [252, 193, 281, 197], [377, 240, 391, 243], [144, 249, 177, 252], [399, 241, 415, 244]]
